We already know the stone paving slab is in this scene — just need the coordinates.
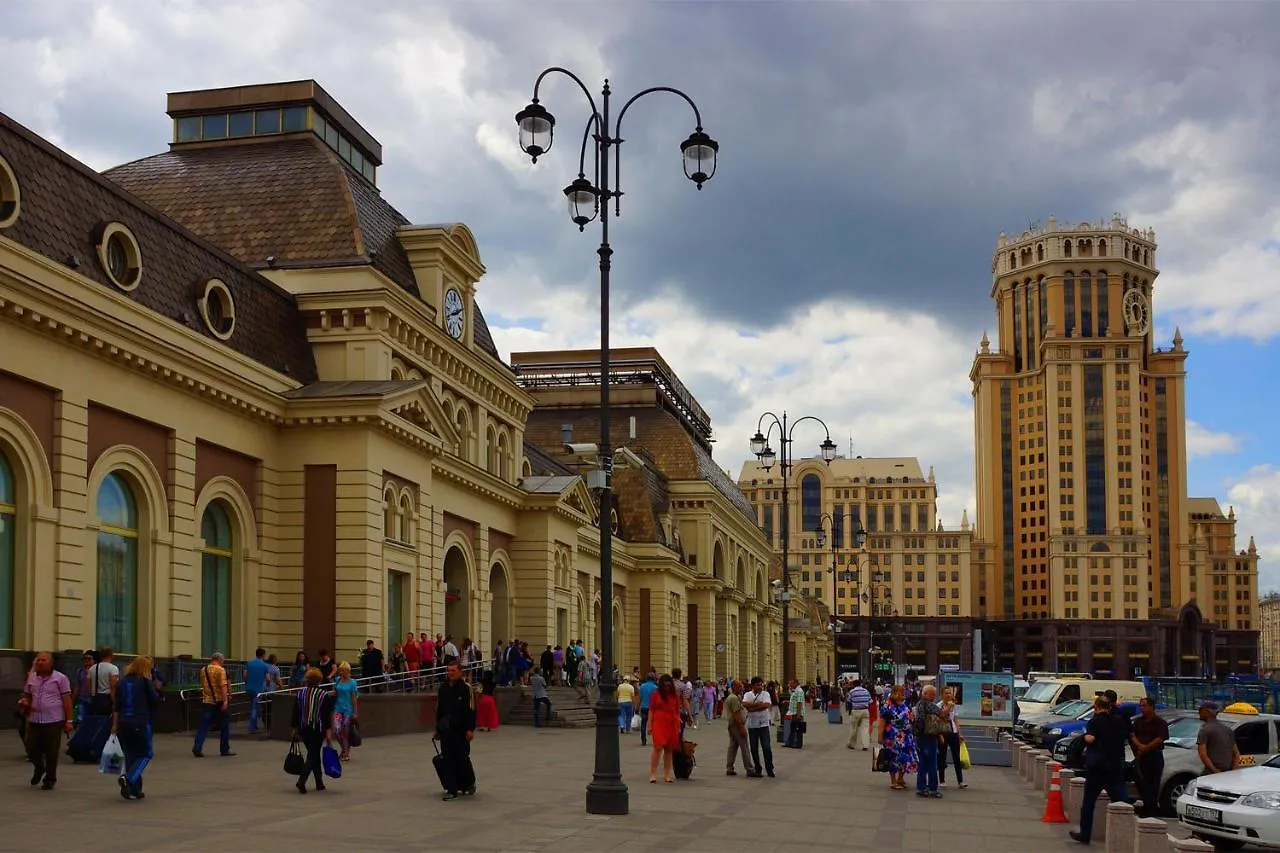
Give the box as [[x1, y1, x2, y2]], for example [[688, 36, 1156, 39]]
[[2, 718, 1113, 851]]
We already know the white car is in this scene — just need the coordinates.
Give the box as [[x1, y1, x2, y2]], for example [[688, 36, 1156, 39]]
[[1177, 756, 1280, 851]]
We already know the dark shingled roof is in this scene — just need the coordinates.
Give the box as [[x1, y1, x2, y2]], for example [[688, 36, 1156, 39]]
[[0, 111, 316, 382], [104, 135, 501, 362], [282, 379, 422, 399], [523, 441, 575, 476]]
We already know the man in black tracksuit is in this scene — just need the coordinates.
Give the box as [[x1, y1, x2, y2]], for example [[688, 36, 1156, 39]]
[[1070, 696, 1129, 844], [435, 662, 477, 801]]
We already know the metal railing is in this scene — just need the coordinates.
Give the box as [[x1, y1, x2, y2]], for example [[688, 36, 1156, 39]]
[[175, 661, 489, 731]]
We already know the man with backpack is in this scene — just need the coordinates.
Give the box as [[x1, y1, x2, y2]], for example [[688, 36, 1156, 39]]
[[913, 684, 944, 798]]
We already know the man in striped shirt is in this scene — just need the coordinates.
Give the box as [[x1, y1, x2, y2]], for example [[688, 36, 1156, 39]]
[[846, 679, 872, 750]]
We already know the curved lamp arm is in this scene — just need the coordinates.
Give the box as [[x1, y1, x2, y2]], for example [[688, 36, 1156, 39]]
[[532, 66, 601, 121], [612, 85, 708, 215]]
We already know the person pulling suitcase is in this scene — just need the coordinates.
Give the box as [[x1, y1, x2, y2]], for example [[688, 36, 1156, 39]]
[[433, 661, 476, 801]]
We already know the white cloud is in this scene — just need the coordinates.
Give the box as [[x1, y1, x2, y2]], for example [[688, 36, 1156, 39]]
[[1226, 465, 1280, 591], [1186, 421, 1242, 458], [483, 258, 980, 528]]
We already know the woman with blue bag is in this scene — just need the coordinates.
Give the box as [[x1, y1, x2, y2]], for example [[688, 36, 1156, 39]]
[[292, 668, 336, 794]]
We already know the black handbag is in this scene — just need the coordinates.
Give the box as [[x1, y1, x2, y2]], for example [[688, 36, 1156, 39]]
[[875, 749, 894, 773], [283, 737, 306, 775], [348, 718, 363, 748]]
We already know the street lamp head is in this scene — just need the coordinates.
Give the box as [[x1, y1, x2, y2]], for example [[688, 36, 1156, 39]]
[[749, 430, 767, 456], [515, 102, 555, 162], [563, 176, 599, 231], [758, 444, 777, 470], [680, 130, 718, 189], [853, 525, 868, 548], [815, 529, 825, 548], [819, 437, 838, 463]]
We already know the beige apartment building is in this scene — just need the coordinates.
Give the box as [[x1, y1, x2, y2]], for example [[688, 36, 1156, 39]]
[[970, 217, 1259, 677], [0, 80, 781, 683], [1260, 593, 1280, 674], [739, 456, 973, 678]]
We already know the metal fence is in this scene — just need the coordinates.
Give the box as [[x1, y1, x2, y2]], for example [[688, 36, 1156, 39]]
[[1142, 676, 1280, 712]]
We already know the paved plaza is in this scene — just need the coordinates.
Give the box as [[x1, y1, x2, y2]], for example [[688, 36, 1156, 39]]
[[5, 718, 1116, 852]]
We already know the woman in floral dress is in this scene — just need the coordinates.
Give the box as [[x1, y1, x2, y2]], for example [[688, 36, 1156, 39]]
[[880, 684, 918, 790]]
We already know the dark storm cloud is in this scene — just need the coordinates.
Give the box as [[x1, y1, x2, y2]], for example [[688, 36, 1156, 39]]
[[446, 2, 1280, 331], [9, 1, 1280, 337]]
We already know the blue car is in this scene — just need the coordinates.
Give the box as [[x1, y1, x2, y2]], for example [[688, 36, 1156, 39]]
[[1032, 701, 1155, 750]]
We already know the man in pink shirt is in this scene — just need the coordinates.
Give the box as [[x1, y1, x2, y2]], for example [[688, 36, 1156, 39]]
[[20, 651, 73, 790]]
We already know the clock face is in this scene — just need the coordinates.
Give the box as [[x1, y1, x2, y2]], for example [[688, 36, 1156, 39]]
[[444, 288, 465, 340], [1122, 288, 1151, 336]]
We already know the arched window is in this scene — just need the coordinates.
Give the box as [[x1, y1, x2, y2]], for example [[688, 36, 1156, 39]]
[[497, 431, 509, 481], [0, 450, 14, 647], [398, 491, 413, 544], [96, 472, 139, 651], [800, 473, 822, 531], [1063, 239, 1072, 258], [486, 426, 498, 475], [1098, 238, 1106, 256], [1037, 243, 1045, 262], [200, 500, 233, 657], [383, 487, 397, 539]]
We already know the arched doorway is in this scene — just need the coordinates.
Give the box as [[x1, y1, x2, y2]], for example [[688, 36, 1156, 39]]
[[575, 593, 586, 646], [612, 602, 624, 671], [593, 599, 602, 653], [489, 562, 510, 646], [443, 545, 470, 641], [0, 449, 15, 648]]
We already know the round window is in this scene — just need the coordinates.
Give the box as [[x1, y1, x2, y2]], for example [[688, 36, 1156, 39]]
[[96, 222, 142, 291], [0, 155, 19, 229], [198, 279, 236, 340]]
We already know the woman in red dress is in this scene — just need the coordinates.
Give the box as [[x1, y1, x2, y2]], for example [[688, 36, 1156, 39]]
[[475, 670, 500, 731], [647, 673, 681, 783]]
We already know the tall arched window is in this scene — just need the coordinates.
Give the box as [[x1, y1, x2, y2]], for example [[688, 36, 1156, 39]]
[[800, 473, 822, 531], [0, 450, 15, 648], [398, 491, 414, 545], [96, 472, 138, 651], [200, 501, 233, 657]]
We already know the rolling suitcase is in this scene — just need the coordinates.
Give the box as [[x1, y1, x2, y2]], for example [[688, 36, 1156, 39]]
[[673, 739, 696, 780], [827, 704, 843, 724], [430, 738, 476, 793], [67, 714, 112, 763]]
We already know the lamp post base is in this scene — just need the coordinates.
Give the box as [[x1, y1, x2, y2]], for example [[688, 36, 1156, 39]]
[[585, 684, 629, 815]]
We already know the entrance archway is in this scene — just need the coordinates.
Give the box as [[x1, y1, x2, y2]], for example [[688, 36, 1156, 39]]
[[489, 562, 510, 646], [443, 545, 471, 641]]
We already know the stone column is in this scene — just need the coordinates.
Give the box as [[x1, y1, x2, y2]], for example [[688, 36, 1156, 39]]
[[1059, 768, 1076, 814], [1104, 801, 1136, 853], [1035, 753, 1050, 790], [1019, 744, 1033, 778], [1169, 838, 1213, 852], [1094, 792, 1111, 843], [1133, 818, 1167, 853], [1067, 776, 1086, 827]]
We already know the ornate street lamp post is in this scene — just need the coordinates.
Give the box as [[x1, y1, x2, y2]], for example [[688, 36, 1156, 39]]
[[748, 413, 837, 688], [516, 68, 718, 817]]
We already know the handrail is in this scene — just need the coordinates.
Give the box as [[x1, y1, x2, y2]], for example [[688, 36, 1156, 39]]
[[178, 660, 487, 702]]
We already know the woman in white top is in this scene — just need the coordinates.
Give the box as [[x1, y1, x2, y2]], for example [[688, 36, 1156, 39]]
[[937, 687, 966, 788]]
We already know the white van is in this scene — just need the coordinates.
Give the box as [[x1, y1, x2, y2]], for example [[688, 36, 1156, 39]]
[[1015, 678, 1146, 717]]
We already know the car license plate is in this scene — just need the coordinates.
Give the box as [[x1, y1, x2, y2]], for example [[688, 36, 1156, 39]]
[[1185, 804, 1222, 824]]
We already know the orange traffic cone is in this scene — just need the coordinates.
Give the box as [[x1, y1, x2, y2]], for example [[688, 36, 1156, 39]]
[[1042, 761, 1068, 823]]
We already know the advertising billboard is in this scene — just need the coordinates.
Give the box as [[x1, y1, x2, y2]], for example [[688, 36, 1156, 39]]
[[939, 671, 1016, 725]]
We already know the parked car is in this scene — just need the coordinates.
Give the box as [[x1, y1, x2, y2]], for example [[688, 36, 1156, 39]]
[[1031, 701, 1155, 750], [1014, 698, 1095, 742], [1150, 710, 1280, 816], [1177, 753, 1280, 851], [1052, 710, 1197, 770]]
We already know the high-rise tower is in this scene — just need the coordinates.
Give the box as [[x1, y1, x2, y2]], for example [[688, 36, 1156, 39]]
[[970, 216, 1258, 677]]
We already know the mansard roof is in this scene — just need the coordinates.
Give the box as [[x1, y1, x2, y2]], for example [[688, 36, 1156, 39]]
[[0, 111, 316, 382]]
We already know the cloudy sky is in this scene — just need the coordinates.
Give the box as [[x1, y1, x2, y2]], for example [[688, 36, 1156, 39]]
[[4, 1, 1278, 586]]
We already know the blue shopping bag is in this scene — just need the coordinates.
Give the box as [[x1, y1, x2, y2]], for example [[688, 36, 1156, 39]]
[[322, 743, 343, 779]]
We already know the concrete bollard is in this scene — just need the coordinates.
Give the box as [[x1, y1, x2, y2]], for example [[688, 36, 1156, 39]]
[[1021, 746, 1036, 781], [1169, 838, 1214, 852], [1134, 818, 1168, 853], [1035, 753, 1051, 790], [1094, 791, 1111, 843], [1104, 801, 1136, 853], [1068, 776, 1086, 827], [1016, 744, 1028, 776], [1059, 768, 1076, 813]]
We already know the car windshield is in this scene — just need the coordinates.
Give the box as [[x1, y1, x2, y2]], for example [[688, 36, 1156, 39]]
[[1076, 709, 1096, 722], [1265, 754, 1280, 769], [1023, 682, 1061, 703], [1050, 700, 1092, 717], [1165, 716, 1203, 749]]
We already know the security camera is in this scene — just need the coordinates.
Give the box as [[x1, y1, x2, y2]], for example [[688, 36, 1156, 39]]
[[770, 579, 782, 588], [564, 442, 599, 456], [613, 446, 645, 470]]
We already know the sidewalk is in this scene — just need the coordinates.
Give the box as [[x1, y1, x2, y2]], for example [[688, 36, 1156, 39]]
[[3, 716, 1089, 852]]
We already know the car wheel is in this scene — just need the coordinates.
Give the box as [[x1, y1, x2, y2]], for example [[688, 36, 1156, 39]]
[[1161, 775, 1196, 816]]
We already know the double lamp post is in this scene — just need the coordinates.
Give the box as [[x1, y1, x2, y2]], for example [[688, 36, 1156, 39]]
[[748, 412, 837, 690], [813, 515, 899, 680], [515, 68, 718, 816]]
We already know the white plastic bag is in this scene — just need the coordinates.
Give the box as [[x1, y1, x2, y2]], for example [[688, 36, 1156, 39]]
[[98, 734, 124, 775]]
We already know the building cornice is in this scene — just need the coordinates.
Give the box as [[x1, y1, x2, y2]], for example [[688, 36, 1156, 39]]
[[1, 238, 295, 424], [433, 455, 527, 510]]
